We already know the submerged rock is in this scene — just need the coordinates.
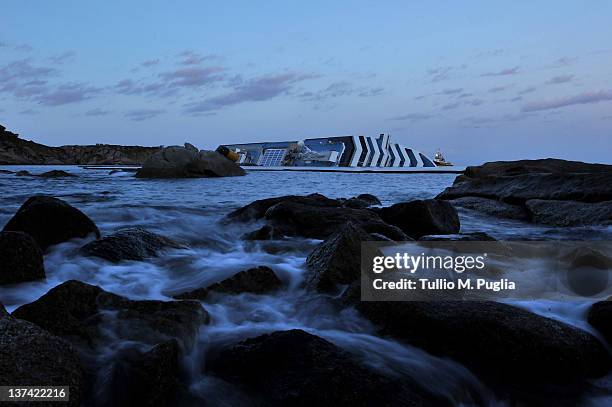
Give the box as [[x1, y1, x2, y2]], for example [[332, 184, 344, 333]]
[[0, 304, 83, 407], [0, 169, 14, 174], [588, 298, 612, 344], [39, 169, 76, 177], [2, 195, 100, 250], [348, 296, 611, 394], [135, 144, 245, 178], [210, 329, 431, 406], [525, 199, 612, 226], [0, 231, 45, 285], [12, 280, 209, 349], [80, 227, 187, 262], [15, 170, 31, 176], [449, 196, 529, 221], [379, 199, 460, 239], [174, 266, 282, 300]]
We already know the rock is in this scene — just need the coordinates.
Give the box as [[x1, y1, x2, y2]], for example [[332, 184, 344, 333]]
[[135, 145, 245, 178], [38, 169, 76, 177], [225, 193, 340, 222], [449, 197, 529, 221], [419, 232, 496, 241], [350, 298, 611, 393], [343, 194, 382, 209], [379, 199, 460, 239], [0, 231, 45, 285], [210, 329, 430, 406], [525, 199, 612, 226], [3, 196, 100, 251], [12, 280, 209, 349], [80, 227, 187, 263], [174, 266, 282, 300], [241, 224, 285, 240], [0, 304, 83, 407], [305, 222, 372, 292], [588, 298, 612, 344], [356, 193, 382, 205], [100, 340, 181, 407], [0, 169, 14, 174], [562, 247, 612, 297], [15, 170, 31, 176], [461, 158, 612, 179]]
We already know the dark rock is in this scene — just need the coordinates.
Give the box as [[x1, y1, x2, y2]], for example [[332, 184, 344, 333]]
[[101, 340, 181, 407], [80, 227, 187, 263], [136, 144, 245, 178], [109, 169, 121, 175], [562, 247, 612, 297], [305, 222, 372, 292], [0, 304, 83, 407], [0, 231, 45, 285], [419, 232, 496, 241], [449, 197, 529, 221], [525, 199, 612, 226], [350, 298, 611, 393], [588, 297, 612, 344], [174, 266, 282, 300], [343, 194, 382, 209], [12, 280, 209, 349], [379, 199, 460, 239], [39, 169, 76, 177], [225, 193, 340, 222], [3, 196, 100, 251], [462, 158, 612, 179], [210, 329, 430, 406], [241, 224, 285, 240], [356, 193, 382, 205], [15, 170, 31, 176], [0, 169, 14, 174]]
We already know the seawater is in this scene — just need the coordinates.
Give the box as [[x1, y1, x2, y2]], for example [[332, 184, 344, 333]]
[[1, 165, 611, 406]]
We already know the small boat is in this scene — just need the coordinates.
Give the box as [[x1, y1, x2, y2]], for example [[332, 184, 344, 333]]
[[433, 149, 453, 166]]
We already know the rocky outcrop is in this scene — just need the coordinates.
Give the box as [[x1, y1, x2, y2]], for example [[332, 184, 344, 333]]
[[39, 169, 76, 177], [174, 266, 282, 300], [135, 144, 245, 178], [0, 124, 160, 165], [379, 199, 460, 239], [12, 280, 209, 349], [588, 298, 612, 344], [80, 227, 187, 262], [2, 196, 100, 250], [210, 329, 431, 406], [0, 231, 45, 285], [0, 304, 83, 407], [346, 295, 611, 395], [437, 159, 612, 226]]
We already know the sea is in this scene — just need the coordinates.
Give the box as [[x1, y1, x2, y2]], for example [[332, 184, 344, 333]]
[[1, 165, 611, 406]]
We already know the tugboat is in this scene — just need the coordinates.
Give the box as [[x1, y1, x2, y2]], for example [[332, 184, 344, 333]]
[[433, 149, 453, 166]]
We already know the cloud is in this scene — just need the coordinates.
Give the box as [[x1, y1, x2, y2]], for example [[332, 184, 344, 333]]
[[14, 44, 33, 52], [85, 108, 111, 116], [160, 66, 225, 88], [441, 102, 460, 110], [481, 66, 520, 77], [177, 50, 218, 65], [488, 85, 512, 93], [19, 108, 39, 115], [184, 72, 318, 114], [426, 65, 467, 83], [124, 109, 165, 121], [518, 86, 536, 95], [300, 81, 383, 102], [522, 90, 612, 112], [141, 59, 160, 67], [388, 113, 433, 122], [438, 88, 464, 96], [0, 59, 57, 98], [545, 74, 574, 85], [49, 51, 76, 65], [37, 82, 102, 106], [553, 56, 577, 67], [473, 49, 505, 59]]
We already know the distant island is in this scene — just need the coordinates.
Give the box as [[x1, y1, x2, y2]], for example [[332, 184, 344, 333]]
[[0, 124, 160, 165]]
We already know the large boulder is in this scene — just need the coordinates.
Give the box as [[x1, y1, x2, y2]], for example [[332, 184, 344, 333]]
[[210, 329, 431, 406], [12, 280, 209, 349], [225, 193, 341, 222], [0, 231, 45, 285], [588, 298, 612, 344], [0, 304, 83, 407], [173, 266, 282, 300], [461, 158, 612, 179], [448, 196, 529, 221], [3, 196, 100, 250], [379, 199, 460, 239], [80, 227, 187, 263], [525, 199, 612, 226], [135, 144, 245, 178], [348, 295, 611, 396]]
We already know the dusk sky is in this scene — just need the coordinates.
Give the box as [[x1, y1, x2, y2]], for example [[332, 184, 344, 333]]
[[1, 1, 611, 164]]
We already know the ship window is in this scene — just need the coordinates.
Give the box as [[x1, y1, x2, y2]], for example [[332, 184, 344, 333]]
[[260, 149, 286, 166], [406, 149, 417, 167]]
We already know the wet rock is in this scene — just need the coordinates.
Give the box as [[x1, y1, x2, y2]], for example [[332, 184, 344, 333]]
[[562, 247, 612, 297], [356, 193, 382, 205], [241, 224, 285, 240], [3, 195, 100, 251], [588, 298, 612, 344], [419, 232, 496, 241], [210, 329, 430, 406], [101, 340, 181, 407], [379, 199, 460, 239], [350, 297, 611, 392], [174, 266, 282, 300], [0, 231, 45, 285], [343, 194, 382, 209], [461, 158, 612, 179], [80, 227, 187, 263], [136, 144, 245, 178], [15, 170, 31, 176], [305, 222, 372, 292], [525, 199, 612, 226], [225, 193, 340, 222], [12, 280, 209, 349], [0, 304, 83, 407], [449, 197, 529, 221], [0, 169, 14, 174], [39, 169, 76, 177]]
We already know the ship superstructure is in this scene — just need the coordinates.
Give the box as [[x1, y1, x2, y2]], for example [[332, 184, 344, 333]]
[[221, 134, 436, 168]]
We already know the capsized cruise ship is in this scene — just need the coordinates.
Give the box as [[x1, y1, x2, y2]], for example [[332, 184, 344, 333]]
[[219, 134, 437, 168]]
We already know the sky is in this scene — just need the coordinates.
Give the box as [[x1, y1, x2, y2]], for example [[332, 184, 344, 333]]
[[1, 1, 611, 165]]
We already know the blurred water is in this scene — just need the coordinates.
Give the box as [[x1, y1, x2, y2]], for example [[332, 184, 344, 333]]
[[1, 165, 610, 406]]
